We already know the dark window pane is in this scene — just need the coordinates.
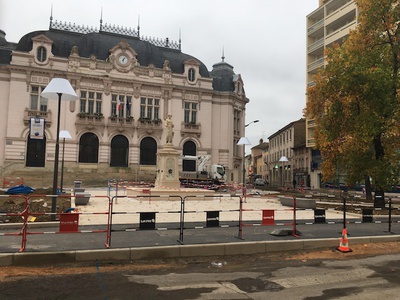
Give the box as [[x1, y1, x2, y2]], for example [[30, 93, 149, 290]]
[[140, 137, 157, 165], [78, 133, 99, 163], [182, 141, 196, 171]]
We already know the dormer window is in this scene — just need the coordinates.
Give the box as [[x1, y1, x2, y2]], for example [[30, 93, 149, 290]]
[[188, 68, 196, 82], [37, 47, 47, 62], [31, 34, 53, 65], [184, 59, 200, 84]]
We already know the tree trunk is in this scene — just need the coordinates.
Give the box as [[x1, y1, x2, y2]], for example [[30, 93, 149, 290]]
[[364, 176, 373, 201]]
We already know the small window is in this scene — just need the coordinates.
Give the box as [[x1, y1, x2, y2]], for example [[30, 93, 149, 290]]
[[37, 47, 47, 62], [188, 68, 196, 82]]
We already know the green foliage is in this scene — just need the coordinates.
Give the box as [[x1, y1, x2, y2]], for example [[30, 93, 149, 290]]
[[307, 0, 400, 190]]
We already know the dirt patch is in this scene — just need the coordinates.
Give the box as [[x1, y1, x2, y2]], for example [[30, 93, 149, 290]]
[[0, 188, 72, 223]]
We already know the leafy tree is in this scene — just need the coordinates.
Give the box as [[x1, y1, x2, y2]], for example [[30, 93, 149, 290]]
[[306, 0, 400, 206]]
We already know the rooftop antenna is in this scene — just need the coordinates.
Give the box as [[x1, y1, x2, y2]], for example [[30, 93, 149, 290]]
[[221, 46, 225, 62], [49, 3, 53, 29], [137, 14, 140, 37], [100, 7, 103, 31], [179, 28, 181, 50]]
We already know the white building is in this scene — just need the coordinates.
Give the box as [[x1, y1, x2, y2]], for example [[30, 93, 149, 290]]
[[0, 17, 249, 187]]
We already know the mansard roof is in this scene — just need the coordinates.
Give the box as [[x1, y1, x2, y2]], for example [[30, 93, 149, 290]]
[[13, 28, 210, 77], [210, 59, 236, 92]]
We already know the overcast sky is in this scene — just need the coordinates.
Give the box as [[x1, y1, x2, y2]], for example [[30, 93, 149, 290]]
[[0, 0, 318, 153]]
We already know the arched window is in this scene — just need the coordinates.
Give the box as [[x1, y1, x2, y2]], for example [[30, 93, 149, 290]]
[[37, 46, 47, 62], [182, 140, 196, 171], [110, 135, 129, 167], [188, 68, 196, 82], [78, 133, 99, 163], [140, 137, 157, 165]]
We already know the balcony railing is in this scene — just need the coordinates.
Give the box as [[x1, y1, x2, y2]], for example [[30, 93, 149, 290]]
[[137, 118, 162, 127], [308, 18, 324, 35], [108, 116, 134, 126], [76, 113, 105, 124], [307, 57, 325, 71], [181, 122, 201, 137], [308, 38, 324, 53]]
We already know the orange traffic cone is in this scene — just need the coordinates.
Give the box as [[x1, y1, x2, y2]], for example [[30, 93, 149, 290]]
[[336, 228, 352, 253]]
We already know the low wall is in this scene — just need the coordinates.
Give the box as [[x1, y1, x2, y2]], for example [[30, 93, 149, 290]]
[[278, 196, 316, 209]]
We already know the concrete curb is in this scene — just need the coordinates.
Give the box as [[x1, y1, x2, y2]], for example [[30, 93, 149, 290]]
[[1, 235, 399, 266]]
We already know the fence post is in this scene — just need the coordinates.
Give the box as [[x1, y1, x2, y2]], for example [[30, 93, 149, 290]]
[[388, 197, 392, 233], [178, 197, 185, 244], [19, 196, 29, 252], [238, 195, 244, 239], [292, 196, 299, 237]]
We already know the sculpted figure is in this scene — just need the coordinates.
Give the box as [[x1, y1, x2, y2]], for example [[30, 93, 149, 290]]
[[165, 114, 174, 144]]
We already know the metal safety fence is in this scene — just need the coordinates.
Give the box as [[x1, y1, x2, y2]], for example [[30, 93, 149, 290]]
[[1, 193, 399, 252], [0, 194, 111, 252], [106, 194, 243, 247]]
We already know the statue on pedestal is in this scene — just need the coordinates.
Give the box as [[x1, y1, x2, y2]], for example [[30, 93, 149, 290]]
[[165, 114, 174, 144]]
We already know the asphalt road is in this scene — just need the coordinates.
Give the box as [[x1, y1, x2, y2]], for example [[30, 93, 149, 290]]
[[1, 251, 399, 299]]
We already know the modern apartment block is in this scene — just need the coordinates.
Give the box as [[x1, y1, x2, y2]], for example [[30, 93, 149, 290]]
[[306, 0, 359, 188]]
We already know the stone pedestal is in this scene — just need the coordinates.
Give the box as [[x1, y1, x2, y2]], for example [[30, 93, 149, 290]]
[[154, 144, 181, 190]]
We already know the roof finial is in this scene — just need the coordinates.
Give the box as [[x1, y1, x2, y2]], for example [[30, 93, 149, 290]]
[[137, 14, 140, 37], [49, 4, 53, 29], [179, 28, 181, 50], [221, 46, 225, 62], [100, 7, 103, 31]]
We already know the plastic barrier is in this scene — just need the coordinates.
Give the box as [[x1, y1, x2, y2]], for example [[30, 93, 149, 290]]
[[2, 177, 24, 188], [240, 196, 298, 238]]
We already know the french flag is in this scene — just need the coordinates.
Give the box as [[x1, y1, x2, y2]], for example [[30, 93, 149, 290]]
[[117, 97, 122, 111]]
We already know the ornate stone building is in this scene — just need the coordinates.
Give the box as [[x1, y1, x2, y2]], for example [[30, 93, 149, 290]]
[[0, 18, 249, 186]]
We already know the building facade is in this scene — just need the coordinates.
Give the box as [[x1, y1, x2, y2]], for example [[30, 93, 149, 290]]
[[306, 0, 359, 188], [268, 119, 308, 188], [0, 18, 249, 186], [250, 139, 269, 183]]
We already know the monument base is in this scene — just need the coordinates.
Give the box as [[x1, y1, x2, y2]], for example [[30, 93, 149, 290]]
[[154, 144, 181, 190]]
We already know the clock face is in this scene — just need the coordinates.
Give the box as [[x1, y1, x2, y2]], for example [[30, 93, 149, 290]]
[[118, 55, 129, 65]]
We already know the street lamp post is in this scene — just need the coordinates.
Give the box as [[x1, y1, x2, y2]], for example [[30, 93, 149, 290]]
[[59, 130, 72, 193], [245, 120, 259, 127], [237, 120, 258, 239], [237, 119, 259, 197], [41, 78, 78, 220], [237, 137, 251, 197]]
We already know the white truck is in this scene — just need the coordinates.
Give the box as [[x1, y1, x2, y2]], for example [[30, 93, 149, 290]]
[[179, 155, 226, 183]]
